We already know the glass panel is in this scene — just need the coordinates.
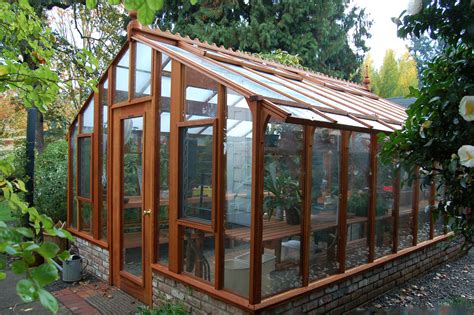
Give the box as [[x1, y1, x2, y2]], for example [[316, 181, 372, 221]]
[[399, 170, 414, 250], [181, 227, 215, 283], [81, 99, 94, 133], [70, 122, 78, 228], [114, 48, 130, 104], [134, 43, 152, 98], [310, 128, 341, 281], [418, 173, 431, 242], [157, 54, 171, 266], [80, 202, 92, 233], [262, 120, 303, 298], [223, 89, 252, 297], [100, 80, 108, 241], [433, 178, 445, 236], [153, 41, 292, 101], [180, 125, 214, 223], [185, 66, 218, 120], [375, 154, 395, 259], [78, 137, 91, 198], [122, 116, 144, 278], [275, 104, 332, 123], [346, 132, 370, 269]]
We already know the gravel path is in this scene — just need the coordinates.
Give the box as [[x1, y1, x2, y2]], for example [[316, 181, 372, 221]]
[[356, 248, 474, 314]]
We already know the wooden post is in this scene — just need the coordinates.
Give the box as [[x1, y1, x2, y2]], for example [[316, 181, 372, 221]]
[[107, 69, 114, 285], [412, 169, 420, 246], [368, 133, 377, 262], [338, 130, 350, 273], [302, 126, 315, 286], [248, 100, 268, 305], [92, 91, 100, 239], [393, 169, 401, 253], [429, 179, 436, 239], [168, 60, 185, 273]]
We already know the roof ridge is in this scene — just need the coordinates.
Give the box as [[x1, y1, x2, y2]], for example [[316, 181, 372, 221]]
[[145, 26, 370, 92]]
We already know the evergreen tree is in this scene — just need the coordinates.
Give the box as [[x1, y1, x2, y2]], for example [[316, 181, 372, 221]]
[[373, 49, 400, 97], [155, 0, 372, 79], [395, 52, 419, 96]]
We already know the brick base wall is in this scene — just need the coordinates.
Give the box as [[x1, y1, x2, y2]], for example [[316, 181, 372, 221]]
[[72, 237, 109, 282], [151, 237, 462, 314]]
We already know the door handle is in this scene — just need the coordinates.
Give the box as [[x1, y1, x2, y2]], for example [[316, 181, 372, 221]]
[[143, 209, 152, 216]]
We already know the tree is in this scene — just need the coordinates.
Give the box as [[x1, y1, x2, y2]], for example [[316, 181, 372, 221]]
[[372, 49, 400, 97], [395, 51, 419, 96], [381, 0, 474, 247], [407, 34, 443, 84], [152, 0, 372, 79]]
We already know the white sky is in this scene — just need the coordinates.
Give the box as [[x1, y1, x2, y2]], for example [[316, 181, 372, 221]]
[[353, 0, 410, 69]]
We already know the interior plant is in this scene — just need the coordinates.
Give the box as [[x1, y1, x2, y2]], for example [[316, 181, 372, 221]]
[[347, 190, 390, 217], [263, 161, 302, 225]]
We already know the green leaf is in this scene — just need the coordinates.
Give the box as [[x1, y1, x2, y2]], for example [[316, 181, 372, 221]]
[[109, 0, 121, 4], [16, 279, 36, 302], [31, 263, 59, 287], [190, 0, 198, 4], [38, 289, 58, 313], [137, 4, 156, 25], [36, 242, 59, 259], [15, 227, 33, 238], [0, 65, 8, 76], [0, 272, 5, 280], [146, 0, 163, 10], [86, 0, 97, 9], [57, 250, 70, 261], [12, 260, 28, 274], [124, 0, 143, 10]]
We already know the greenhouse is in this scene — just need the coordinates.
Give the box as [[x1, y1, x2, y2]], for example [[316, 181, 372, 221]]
[[67, 21, 450, 313]]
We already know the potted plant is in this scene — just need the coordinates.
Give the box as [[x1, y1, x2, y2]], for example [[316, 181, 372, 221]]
[[264, 162, 302, 225]]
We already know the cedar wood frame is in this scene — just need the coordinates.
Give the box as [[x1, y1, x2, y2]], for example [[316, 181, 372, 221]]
[[66, 23, 450, 312]]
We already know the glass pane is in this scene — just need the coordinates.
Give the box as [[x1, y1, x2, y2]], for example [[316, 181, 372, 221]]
[[223, 89, 252, 297], [134, 43, 152, 98], [185, 67, 218, 120], [433, 178, 445, 236], [80, 202, 92, 233], [262, 121, 303, 298], [418, 173, 431, 242], [70, 122, 78, 228], [157, 54, 171, 266], [181, 227, 215, 283], [399, 170, 414, 250], [122, 116, 144, 278], [346, 132, 370, 269], [100, 80, 108, 240], [114, 48, 130, 104], [375, 154, 395, 259], [180, 125, 214, 223], [81, 99, 94, 133], [310, 128, 341, 281], [78, 137, 91, 198], [275, 104, 332, 123]]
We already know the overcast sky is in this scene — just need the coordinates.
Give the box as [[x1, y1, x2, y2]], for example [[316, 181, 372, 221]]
[[353, 0, 410, 69]]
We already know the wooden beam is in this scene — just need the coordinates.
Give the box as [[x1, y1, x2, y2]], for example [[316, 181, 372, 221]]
[[92, 91, 100, 239], [106, 69, 114, 285], [368, 133, 377, 262], [429, 178, 436, 240], [129, 41, 136, 102], [338, 130, 350, 273], [412, 169, 420, 246], [393, 169, 401, 254]]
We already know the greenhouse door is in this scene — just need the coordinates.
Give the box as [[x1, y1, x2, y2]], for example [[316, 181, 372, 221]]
[[111, 102, 153, 303]]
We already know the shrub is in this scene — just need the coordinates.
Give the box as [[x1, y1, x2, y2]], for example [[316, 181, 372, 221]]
[[34, 139, 68, 222], [137, 302, 187, 315]]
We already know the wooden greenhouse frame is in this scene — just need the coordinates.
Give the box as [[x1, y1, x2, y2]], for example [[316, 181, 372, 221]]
[[66, 21, 450, 311]]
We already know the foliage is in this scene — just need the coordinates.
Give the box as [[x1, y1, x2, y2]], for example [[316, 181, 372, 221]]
[[407, 34, 443, 84], [0, 156, 74, 313], [137, 302, 187, 315], [153, 0, 372, 79], [34, 140, 68, 223], [380, 0, 474, 246], [256, 49, 301, 67], [365, 49, 419, 98], [347, 191, 389, 217]]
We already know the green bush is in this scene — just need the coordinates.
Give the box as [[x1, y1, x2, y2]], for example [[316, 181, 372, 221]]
[[34, 140, 68, 222], [137, 302, 187, 315]]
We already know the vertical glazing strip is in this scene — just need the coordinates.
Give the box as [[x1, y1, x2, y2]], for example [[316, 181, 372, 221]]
[[393, 170, 401, 253], [429, 178, 436, 239], [129, 41, 136, 102], [368, 133, 378, 262], [412, 168, 420, 246], [93, 91, 100, 239], [107, 69, 114, 284], [338, 130, 350, 273]]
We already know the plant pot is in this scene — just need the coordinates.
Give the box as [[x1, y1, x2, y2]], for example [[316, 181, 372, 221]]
[[285, 207, 300, 225]]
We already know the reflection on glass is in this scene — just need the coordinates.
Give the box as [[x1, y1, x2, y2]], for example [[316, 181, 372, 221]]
[[185, 66, 218, 120], [100, 80, 108, 241], [180, 125, 214, 223], [157, 54, 171, 266], [375, 154, 395, 259], [223, 89, 252, 297], [78, 137, 91, 198], [418, 173, 431, 242], [134, 43, 152, 98], [346, 132, 370, 269], [310, 128, 341, 281], [80, 202, 92, 233], [262, 120, 303, 298], [182, 227, 215, 283], [121, 116, 143, 278], [399, 170, 414, 250], [114, 48, 130, 103], [71, 122, 78, 228], [81, 99, 94, 133], [433, 178, 445, 236]]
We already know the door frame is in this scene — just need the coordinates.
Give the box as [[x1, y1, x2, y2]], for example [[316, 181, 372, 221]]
[[111, 101, 153, 304]]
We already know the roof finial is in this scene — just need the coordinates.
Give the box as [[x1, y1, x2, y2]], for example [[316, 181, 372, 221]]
[[363, 64, 371, 90], [127, 10, 140, 39]]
